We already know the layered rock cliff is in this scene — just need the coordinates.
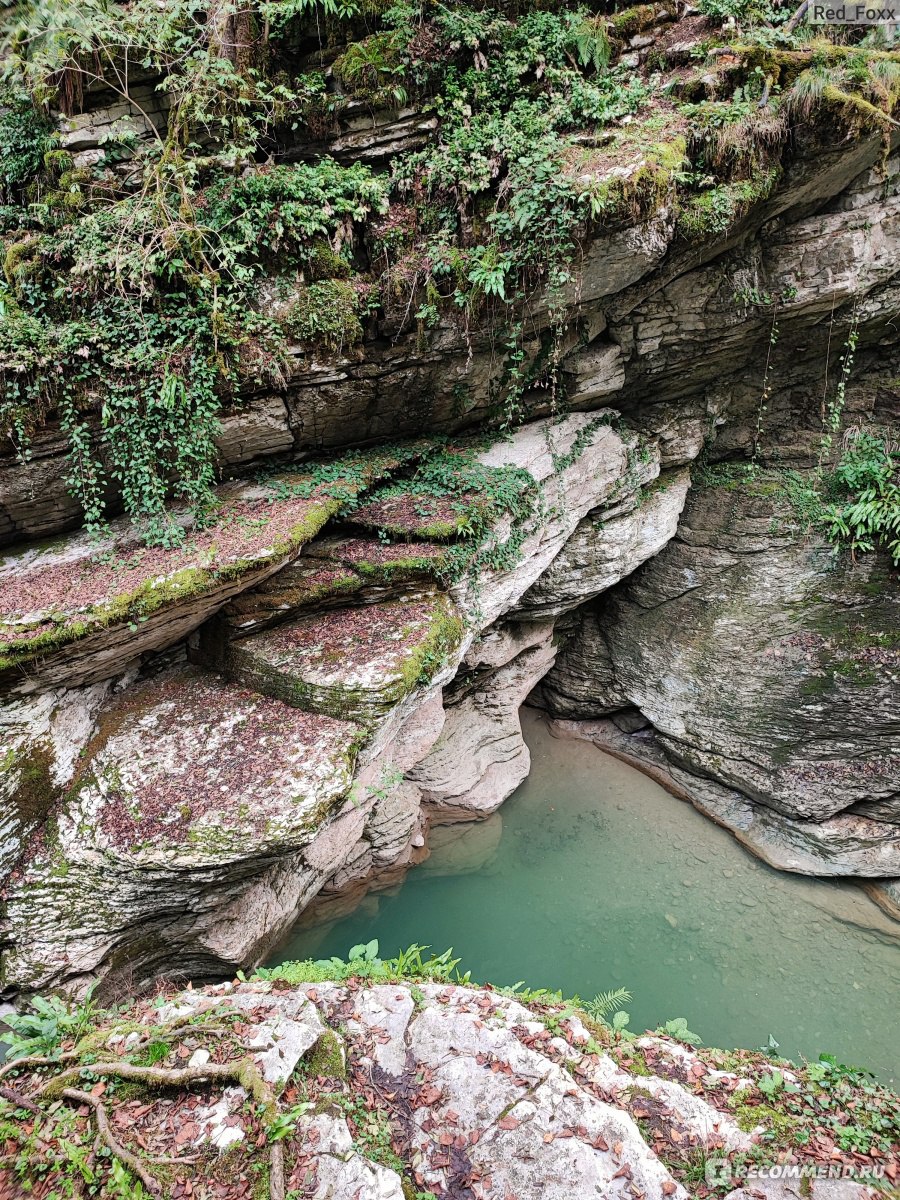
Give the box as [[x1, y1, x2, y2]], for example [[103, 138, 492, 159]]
[[1, 411, 696, 994], [533, 479, 900, 914], [1, 0, 900, 999]]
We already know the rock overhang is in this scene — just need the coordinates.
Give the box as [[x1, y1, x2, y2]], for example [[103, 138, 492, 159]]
[[222, 590, 465, 724], [0, 447, 426, 693]]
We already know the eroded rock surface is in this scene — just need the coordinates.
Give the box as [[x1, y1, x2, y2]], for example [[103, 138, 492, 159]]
[[7, 977, 890, 1200], [2, 413, 689, 993], [536, 482, 900, 877]]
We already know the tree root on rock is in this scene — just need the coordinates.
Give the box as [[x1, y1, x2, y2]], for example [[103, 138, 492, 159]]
[[35, 1057, 287, 1197], [61, 1086, 162, 1195], [270, 1140, 286, 1200], [0, 1084, 40, 1113]]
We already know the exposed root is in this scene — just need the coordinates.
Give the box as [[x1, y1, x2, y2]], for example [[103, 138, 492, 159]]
[[0, 1085, 40, 1114], [35, 1056, 286, 1192], [0, 1052, 75, 1081], [35, 1057, 274, 1108], [270, 1140, 286, 1200], [61, 1086, 161, 1195]]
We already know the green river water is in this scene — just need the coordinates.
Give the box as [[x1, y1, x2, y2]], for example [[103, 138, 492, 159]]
[[272, 708, 900, 1083]]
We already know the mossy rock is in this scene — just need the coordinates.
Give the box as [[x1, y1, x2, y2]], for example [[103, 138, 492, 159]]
[[224, 591, 465, 724]]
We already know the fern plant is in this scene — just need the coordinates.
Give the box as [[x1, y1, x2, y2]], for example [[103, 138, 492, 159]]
[[584, 986, 633, 1033], [822, 432, 900, 564], [570, 16, 611, 73]]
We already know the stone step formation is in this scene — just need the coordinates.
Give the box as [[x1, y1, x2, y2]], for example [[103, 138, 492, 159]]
[[3, 414, 694, 996]]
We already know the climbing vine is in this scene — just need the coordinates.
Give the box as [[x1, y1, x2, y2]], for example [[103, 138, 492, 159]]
[[0, 0, 897, 543]]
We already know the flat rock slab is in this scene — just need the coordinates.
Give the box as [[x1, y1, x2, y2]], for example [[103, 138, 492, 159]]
[[221, 535, 447, 637], [348, 486, 489, 540], [291, 1112, 407, 1199], [1, 666, 366, 988], [12, 664, 362, 868], [0, 449, 415, 692], [224, 591, 463, 723], [156, 982, 327, 1088]]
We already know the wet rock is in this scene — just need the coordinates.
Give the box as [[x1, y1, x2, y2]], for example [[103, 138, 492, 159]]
[[866, 878, 900, 921]]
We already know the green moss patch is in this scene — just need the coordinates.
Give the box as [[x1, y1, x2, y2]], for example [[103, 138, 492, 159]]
[[317, 536, 448, 583], [562, 119, 688, 224], [676, 168, 779, 240], [347, 489, 490, 541], [283, 277, 371, 354]]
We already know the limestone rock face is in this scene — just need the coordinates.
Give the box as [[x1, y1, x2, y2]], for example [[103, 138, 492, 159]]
[[2, 413, 690, 994], [409, 619, 557, 815], [515, 467, 690, 620], [3, 105, 900, 994], [1, 667, 361, 990], [0, 461, 406, 693], [306, 980, 702, 1200], [11, 976, 807, 1200], [0, 681, 113, 877], [538, 483, 900, 877], [3, 138, 896, 550]]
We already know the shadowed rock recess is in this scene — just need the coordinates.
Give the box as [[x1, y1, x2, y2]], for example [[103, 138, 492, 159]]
[[1, 1, 899, 1012]]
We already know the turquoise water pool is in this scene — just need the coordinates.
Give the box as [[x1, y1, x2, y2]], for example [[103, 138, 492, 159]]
[[272, 707, 900, 1083]]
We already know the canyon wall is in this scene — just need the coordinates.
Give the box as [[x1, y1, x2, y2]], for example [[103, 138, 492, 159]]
[[2, 28, 900, 995]]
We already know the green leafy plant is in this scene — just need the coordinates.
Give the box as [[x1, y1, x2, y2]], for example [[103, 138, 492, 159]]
[[584, 986, 633, 1034], [0, 989, 99, 1060], [661, 1017, 702, 1046], [268, 1101, 315, 1141], [822, 432, 900, 563], [254, 941, 467, 985], [0, 87, 54, 197]]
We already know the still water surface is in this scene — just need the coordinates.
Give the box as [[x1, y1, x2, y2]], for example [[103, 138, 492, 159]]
[[273, 708, 900, 1083]]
